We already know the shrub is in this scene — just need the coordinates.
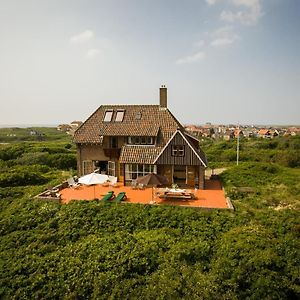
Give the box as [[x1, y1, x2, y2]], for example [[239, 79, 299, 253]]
[[0, 166, 48, 187]]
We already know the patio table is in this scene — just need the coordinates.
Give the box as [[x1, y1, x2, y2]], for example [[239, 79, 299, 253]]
[[159, 189, 196, 200]]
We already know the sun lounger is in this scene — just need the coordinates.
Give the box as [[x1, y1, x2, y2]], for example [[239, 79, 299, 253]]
[[113, 192, 127, 202], [101, 191, 115, 202]]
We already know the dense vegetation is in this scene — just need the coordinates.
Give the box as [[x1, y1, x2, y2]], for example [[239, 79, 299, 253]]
[[0, 129, 299, 299], [201, 135, 300, 168]]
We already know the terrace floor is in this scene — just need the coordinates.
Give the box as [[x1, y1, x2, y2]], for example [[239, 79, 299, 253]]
[[60, 179, 230, 209]]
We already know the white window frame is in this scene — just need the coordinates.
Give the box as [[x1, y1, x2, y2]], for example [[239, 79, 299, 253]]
[[108, 161, 115, 176], [126, 136, 154, 145], [115, 110, 125, 122], [104, 110, 113, 122], [125, 164, 157, 181], [172, 145, 185, 157]]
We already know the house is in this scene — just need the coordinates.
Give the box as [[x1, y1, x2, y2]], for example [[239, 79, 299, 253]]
[[257, 129, 271, 138], [223, 130, 234, 140], [73, 86, 207, 189], [70, 121, 83, 130], [234, 129, 244, 138], [57, 124, 72, 132]]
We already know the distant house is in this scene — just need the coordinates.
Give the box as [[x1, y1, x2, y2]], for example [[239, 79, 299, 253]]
[[70, 121, 83, 130], [258, 129, 271, 138], [234, 129, 244, 138], [57, 124, 72, 132], [224, 130, 234, 141], [73, 86, 207, 189], [285, 127, 300, 136], [258, 129, 279, 139]]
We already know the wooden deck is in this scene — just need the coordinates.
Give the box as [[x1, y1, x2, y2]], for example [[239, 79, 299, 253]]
[[59, 179, 230, 209]]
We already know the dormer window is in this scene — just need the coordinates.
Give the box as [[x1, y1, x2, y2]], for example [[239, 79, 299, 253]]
[[104, 110, 113, 122], [115, 109, 125, 122]]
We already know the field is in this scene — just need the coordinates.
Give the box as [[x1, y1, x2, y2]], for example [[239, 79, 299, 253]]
[[0, 129, 299, 299]]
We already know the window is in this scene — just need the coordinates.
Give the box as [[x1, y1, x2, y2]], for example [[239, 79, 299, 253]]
[[104, 110, 113, 122], [125, 164, 157, 181], [108, 161, 115, 176], [172, 145, 185, 157], [115, 110, 125, 122], [146, 137, 153, 145], [127, 136, 154, 145], [134, 137, 140, 144], [110, 137, 118, 148], [135, 112, 142, 120], [82, 160, 94, 175]]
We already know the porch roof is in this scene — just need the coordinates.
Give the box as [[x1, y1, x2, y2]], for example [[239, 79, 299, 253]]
[[119, 145, 162, 164]]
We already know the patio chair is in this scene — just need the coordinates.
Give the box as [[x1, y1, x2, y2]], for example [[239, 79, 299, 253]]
[[131, 180, 138, 190], [113, 192, 127, 202], [67, 177, 80, 189], [101, 191, 115, 202], [138, 183, 145, 190], [109, 177, 119, 188]]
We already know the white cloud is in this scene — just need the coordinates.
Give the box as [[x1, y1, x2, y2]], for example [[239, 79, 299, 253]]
[[205, 0, 218, 5], [176, 51, 206, 65], [195, 40, 205, 48], [85, 48, 100, 59], [211, 38, 234, 46], [70, 30, 94, 44], [231, 0, 259, 8], [210, 26, 239, 47], [220, 0, 262, 25]]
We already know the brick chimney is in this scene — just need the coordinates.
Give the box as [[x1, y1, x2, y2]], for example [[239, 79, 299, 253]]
[[159, 85, 167, 108]]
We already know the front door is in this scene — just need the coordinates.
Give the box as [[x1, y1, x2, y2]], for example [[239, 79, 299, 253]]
[[173, 165, 186, 185]]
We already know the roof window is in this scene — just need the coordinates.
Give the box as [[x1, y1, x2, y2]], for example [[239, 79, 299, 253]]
[[135, 112, 142, 120], [115, 109, 125, 122], [104, 110, 113, 122]]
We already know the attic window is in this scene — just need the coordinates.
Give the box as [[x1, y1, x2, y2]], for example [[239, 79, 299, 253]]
[[104, 110, 113, 122], [172, 145, 185, 157], [135, 112, 142, 120], [115, 109, 125, 122]]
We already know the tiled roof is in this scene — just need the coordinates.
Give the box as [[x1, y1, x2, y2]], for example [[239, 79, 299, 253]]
[[186, 135, 208, 166], [74, 105, 182, 144], [258, 129, 270, 135], [119, 146, 162, 164]]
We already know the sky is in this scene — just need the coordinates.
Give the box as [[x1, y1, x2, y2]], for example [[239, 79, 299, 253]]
[[0, 0, 299, 126]]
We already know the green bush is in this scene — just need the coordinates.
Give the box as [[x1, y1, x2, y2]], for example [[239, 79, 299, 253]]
[[0, 166, 48, 187]]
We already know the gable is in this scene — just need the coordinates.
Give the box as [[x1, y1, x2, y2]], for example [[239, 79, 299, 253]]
[[154, 131, 206, 166]]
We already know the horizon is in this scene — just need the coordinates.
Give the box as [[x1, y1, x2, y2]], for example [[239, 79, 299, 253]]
[[0, 122, 299, 129], [1, 0, 299, 125]]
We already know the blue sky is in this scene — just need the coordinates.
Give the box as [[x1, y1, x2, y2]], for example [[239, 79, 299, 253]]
[[0, 0, 299, 125]]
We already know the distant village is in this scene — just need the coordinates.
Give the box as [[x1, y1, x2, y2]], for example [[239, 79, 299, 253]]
[[184, 123, 300, 140], [57, 121, 300, 140]]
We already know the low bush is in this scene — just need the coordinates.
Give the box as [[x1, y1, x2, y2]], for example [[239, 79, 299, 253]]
[[0, 166, 48, 187]]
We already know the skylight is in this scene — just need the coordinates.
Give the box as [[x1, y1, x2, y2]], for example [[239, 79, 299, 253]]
[[135, 112, 142, 120], [104, 110, 113, 122], [115, 109, 125, 122]]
